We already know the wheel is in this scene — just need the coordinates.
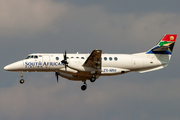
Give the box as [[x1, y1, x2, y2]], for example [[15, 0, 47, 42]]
[[20, 79, 24, 84], [90, 77, 96, 82], [81, 85, 87, 91]]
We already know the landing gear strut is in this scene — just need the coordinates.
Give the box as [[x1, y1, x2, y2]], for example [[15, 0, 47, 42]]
[[81, 81, 87, 91], [18, 71, 24, 84]]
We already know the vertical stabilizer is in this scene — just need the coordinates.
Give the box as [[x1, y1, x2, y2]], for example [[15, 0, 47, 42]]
[[136, 34, 177, 73], [146, 34, 177, 54], [146, 34, 177, 66]]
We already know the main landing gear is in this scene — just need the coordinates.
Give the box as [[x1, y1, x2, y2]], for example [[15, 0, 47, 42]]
[[81, 75, 96, 91], [90, 75, 96, 83], [18, 71, 24, 84]]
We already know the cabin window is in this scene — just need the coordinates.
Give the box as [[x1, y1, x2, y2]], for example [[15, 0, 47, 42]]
[[76, 57, 79, 59], [56, 57, 59, 60], [114, 57, 118, 61], [104, 57, 107, 61], [109, 57, 112, 61], [66, 57, 69, 59], [71, 57, 74, 58], [31, 56, 33, 58], [81, 57, 84, 59]]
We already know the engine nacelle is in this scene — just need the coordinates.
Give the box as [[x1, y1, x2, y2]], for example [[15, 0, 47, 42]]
[[67, 59, 97, 72], [59, 72, 86, 81]]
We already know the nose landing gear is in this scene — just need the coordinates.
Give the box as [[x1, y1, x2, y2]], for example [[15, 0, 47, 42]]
[[20, 79, 24, 84], [81, 81, 87, 91], [18, 71, 24, 84]]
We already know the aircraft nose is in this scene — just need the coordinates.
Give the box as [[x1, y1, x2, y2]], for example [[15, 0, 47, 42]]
[[4, 65, 10, 71], [4, 61, 23, 71]]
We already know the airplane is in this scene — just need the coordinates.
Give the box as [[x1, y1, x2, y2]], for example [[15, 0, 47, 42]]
[[4, 34, 177, 91]]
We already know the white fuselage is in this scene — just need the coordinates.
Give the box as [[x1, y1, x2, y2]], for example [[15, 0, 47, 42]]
[[3, 34, 176, 91], [4, 53, 167, 78]]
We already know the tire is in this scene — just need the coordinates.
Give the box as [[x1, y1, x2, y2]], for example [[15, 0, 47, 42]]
[[81, 85, 87, 91], [20, 79, 24, 84], [90, 77, 96, 82]]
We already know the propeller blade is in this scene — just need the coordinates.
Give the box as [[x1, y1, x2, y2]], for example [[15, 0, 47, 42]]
[[61, 50, 68, 71], [64, 50, 67, 61], [55, 72, 59, 82], [65, 50, 66, 59]]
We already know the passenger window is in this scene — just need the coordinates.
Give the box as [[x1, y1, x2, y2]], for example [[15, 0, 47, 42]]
[[104, 57, 107, 61], [56, 57, 59, 60], [31, 56, 33, 58], [109, 57, 112, 61], [66, 57, 69, 59], [114, 57, 118, 61], [81, 57, 84, 59], [76, 57, 79, 59], [71, 57, 74, 58]]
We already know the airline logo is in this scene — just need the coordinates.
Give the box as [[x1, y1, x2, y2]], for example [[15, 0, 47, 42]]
[[161, 34, 177, 42], [24, 61, 64, 68], [147, 34, 177, 54], [170, 36, 174, 41]]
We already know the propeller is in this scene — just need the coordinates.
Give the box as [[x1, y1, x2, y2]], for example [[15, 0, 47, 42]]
[[61, 50, 68, 70], [55, 72, 59, 82]]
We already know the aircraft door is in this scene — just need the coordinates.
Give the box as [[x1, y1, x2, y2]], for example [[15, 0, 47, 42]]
[[132, 57, 143, 69], [42, 55, 50, 70]]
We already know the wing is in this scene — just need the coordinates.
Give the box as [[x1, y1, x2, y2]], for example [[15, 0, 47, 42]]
[[83, 49, 102, 69]]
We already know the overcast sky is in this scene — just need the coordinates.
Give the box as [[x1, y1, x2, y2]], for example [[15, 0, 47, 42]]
[[1, 0, 180, 120]]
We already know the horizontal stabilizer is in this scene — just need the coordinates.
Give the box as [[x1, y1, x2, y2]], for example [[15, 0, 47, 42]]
[[138, 64, 168, 73]]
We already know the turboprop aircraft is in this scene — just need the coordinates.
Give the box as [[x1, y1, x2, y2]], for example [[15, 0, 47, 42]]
[[4, 34, 177, 91]]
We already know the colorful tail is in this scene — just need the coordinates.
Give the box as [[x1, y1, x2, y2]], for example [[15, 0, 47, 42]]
[[146, 34, 177, 54], [136, 34, 177, 73]]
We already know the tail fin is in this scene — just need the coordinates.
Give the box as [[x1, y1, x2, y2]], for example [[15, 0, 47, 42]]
[[146, 34, 177, 54], [134, 34, 177, 73]]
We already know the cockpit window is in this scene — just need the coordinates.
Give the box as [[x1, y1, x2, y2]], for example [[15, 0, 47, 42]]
[[25, 55, 38, 59], [25, 56, 31, 59], [34, 56, 38, 58]]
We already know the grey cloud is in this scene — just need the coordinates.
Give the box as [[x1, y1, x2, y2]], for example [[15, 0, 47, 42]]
[[1, 75, 180, 120], [0, 0, 68, 37], [1, 0, 180, 120], [53, 0, 180, 14]]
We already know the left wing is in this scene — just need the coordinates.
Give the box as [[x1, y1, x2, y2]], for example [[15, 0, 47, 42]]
[[83, 49, 102, 69]]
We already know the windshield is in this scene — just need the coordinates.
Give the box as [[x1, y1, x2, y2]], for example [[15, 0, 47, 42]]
[[25, 55, 39, 59], [25, 56, 31, 59]]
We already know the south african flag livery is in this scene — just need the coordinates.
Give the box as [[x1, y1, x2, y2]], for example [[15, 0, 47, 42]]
[[147, 34, 177, 54]]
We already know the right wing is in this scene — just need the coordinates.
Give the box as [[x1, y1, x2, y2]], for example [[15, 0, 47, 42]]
[[83, 49, 102, 69]]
